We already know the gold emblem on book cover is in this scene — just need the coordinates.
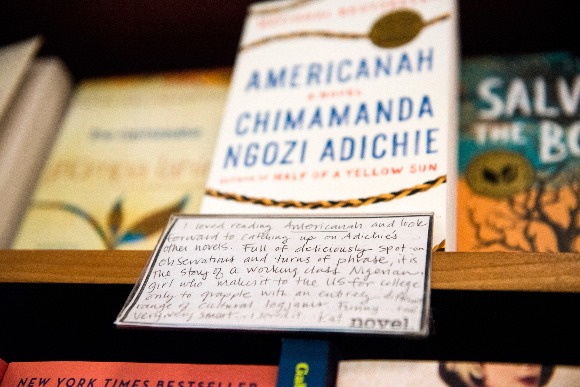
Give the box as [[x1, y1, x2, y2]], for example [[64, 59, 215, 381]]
[[240, 9, 450, 52]]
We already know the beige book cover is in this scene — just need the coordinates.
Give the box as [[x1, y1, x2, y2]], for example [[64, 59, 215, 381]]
[[13, 68, 230, 250]]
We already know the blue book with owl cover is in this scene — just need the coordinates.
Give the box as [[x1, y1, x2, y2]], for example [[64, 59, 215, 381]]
[[457, 52, 580, 252]]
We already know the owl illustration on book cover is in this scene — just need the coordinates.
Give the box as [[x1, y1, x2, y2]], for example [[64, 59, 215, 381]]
[[457, 52, 580, 252]]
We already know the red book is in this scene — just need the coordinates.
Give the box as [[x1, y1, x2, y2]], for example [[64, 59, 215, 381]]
[[0, 361, 277, 387]]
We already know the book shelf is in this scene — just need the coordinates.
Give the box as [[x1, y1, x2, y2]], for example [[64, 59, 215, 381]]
[[1, 250, 579, 292], [1, 0, 579, 376], [1, 251, 579, 367]]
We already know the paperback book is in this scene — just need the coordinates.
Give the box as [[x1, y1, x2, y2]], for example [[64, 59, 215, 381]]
[[13, 68, 230, 250], [457, 52, 580, 252], [201, 0, 459, 251]]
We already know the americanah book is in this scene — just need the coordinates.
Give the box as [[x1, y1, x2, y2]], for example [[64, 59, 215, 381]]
[[13, 69, 230, 250], [201, 0, 459, 251], [457, 52, 580, 252]]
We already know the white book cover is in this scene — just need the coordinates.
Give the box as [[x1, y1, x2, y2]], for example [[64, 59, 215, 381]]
[[201, 0, 459, 250]]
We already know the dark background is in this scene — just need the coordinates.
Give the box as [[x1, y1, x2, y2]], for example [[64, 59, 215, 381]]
[[1, 283, 579, 365], [1, 0, 578, 80]]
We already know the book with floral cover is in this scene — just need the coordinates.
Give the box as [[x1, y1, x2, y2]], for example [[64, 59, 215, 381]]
[[13, 68, 230, 249]]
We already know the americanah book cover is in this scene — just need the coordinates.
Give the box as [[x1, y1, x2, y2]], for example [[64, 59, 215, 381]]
[[457, 52, 579, 252], [201, 0, 459, 251]]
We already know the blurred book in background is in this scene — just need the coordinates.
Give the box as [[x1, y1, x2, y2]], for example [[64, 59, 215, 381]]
[[457, 52, 579, 252], [13, 68, 230, 250]]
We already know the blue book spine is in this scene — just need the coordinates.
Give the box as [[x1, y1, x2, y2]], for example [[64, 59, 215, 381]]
[[276, 338, 337, 387]]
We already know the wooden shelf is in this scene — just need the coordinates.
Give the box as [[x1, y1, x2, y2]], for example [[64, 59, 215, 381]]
[[1, 249, 579, 292]]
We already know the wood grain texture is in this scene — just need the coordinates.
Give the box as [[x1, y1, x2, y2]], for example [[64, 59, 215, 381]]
[[0, 250, 150, 284], [1, 250, 579, 292], [431, 252, 580, 292]]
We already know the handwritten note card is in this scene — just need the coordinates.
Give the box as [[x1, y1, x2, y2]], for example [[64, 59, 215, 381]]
[[116, 214, 433, 336]]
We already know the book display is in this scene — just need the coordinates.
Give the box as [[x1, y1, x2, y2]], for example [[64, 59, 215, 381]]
[[1, 0, 579, 386]]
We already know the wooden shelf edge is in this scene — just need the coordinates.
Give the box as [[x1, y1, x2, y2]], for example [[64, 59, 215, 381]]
[[0, 249, 150, 285], [431, 251, 580, 293], [1, 250, 579, 293]]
